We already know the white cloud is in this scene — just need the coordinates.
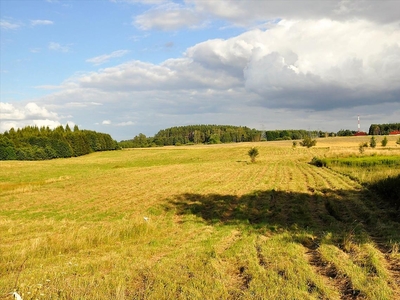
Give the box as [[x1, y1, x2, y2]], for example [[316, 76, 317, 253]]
[[0, 102, 63, 132], [116, 121, 135, 126], [31, 19, 54, 26], [102, 120, 112, 125], [0, 102, 59, 120], [32, 119, 61, 128], [77, 58, 241, 92], [0, 102, 25, 120], [48, 42, 70, 52], [0, 19, 21, 30], [134, 2, 204, 30], [86, 50, 130, 65]]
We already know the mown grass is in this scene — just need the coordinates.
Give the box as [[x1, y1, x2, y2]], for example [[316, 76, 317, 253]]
[[1, 138, 400, 299]]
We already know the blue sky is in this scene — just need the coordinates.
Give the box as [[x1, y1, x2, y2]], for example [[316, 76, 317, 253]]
[[1, 0, 400, 141]]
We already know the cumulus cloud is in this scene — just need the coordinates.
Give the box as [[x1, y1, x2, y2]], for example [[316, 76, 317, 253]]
[[86, 50, 130, 65], [78, 59, 241, 92], [31, 19, 53, 26], [0, 102, 59, 120], [36, 18, 400, 117], [0, 102, 63, 132], [185, 19, 400, 110], [102, 120, 112, 125]]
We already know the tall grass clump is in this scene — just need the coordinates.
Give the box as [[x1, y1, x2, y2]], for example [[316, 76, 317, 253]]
[[369, 174, 400, 210], [310, 157, 327, 167]]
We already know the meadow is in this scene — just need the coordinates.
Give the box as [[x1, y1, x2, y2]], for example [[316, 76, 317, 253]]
[[1, 136, 399, 299]]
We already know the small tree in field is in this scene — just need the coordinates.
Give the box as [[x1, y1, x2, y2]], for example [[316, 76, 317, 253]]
[[300, 136, 317, 148], [248, 147, 259, 163], [359, 142, 368, 154], [370, 136, 376, 148], [381, 136, 388, 147], [397, 137, 400, 145]]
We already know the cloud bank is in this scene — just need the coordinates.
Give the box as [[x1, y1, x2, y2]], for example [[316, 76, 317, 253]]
[[49, 19, 400, 112]]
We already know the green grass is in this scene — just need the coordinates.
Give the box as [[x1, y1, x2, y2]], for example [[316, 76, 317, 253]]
[[312, 154, 400, 185], [1, 139, 400, 299], [327, 155, 400, 168]]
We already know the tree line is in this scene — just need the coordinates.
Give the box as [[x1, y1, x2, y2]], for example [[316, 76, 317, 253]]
[[0, 125, 118, 160], [118, 125, 330, 148], [368, 123, 400, 135], [119, 125, 262, 148], [264, 129, 329, 141]]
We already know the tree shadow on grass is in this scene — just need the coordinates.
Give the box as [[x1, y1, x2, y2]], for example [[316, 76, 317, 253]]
[[167, 188, 400, 245], [163, 185, 400, 299]]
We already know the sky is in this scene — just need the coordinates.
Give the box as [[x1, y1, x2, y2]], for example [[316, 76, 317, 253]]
[[1, 0, 399, 141]]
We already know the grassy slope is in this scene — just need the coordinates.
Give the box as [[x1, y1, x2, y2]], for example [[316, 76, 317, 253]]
[[1, 137, 400, 299]]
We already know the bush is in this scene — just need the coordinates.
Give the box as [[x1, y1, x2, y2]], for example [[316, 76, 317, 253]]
[[248, 147, 259, 163], [300, 136, 317, 148], [369, 136, 376, 148], [359, 142, 368, 154], [310, 157, 327, 167], [381, 136, 388, 147]]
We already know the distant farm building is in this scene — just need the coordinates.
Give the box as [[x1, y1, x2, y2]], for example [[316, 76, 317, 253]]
[[389, 130, 400, 135], [354, 131, 368, 136]]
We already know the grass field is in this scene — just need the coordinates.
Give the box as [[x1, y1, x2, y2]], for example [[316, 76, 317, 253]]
[[1, 136, 400, 299]]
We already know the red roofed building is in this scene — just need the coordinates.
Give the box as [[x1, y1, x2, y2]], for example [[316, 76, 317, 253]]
[[354, 131, 368, 136], [389, 130, 400, 135]]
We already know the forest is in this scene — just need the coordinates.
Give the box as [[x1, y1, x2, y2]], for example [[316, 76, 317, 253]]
[[368, 123, 400, 135], [0, 125, 118, 160], [118, 125, 325, 148]]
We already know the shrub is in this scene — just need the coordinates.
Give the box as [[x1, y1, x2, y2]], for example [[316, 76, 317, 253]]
[[381, 136, 388, 147], [369, 136, 376, 148], [300, 136, 317, 148], [359, 142, 368, 154], [248, 147, 259, 163], [310, 157, 327, 167], [397, 137, 400, 145], [292, 141, 297, 148]]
